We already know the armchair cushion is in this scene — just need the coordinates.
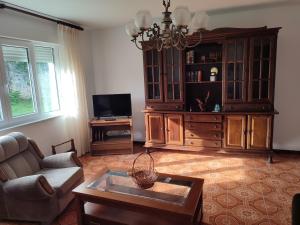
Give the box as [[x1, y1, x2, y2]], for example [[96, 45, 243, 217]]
[[0, 132, 29, 162], [3, 174, 55, 201], [35, 167, 83, 197], [41, 152, 82, 168]]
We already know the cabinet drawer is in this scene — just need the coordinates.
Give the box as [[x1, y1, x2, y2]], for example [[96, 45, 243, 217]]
[[185, 122, 222, 131], [185, 139, 221, 148], [146, 103, 183, 111], [185, 130, 222, 140], [185, 114, 222, 123]]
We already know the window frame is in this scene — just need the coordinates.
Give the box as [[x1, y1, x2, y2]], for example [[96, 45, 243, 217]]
[[0, 37, 62, 130]]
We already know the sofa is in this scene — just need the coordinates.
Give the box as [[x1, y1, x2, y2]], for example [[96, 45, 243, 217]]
[[0, 132, 84, 225]]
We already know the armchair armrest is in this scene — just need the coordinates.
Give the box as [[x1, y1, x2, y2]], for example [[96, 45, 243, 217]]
[[3, 175, 55, 201], [41, 152, 82, 168]]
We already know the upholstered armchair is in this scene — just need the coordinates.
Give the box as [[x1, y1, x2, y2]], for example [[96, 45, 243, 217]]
[[292, 193, 300, 225], [0, 132, 84, 225]]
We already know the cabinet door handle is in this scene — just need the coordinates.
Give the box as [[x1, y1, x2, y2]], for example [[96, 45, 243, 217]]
[[191, 134, 194, 137], [214, 117, 218, 121]]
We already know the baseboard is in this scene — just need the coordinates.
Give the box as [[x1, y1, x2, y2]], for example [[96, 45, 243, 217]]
[[273, 149, 300, 154]]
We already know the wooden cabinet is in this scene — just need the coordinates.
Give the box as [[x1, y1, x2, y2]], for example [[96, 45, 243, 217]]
[[185, 114, 223, 149], [163, 48, 184, 103], [224, 115, 247, 149], [224, 115, 272, 150], [143, 27, 280, 160], [164, 114, 184, 145], [145, 113, 164, 144], [247, 115, 272, 149], [249, 36, 276, 105], [223, 39, 248, 104], [143, 49, 163, 103], [223, 35, 277, 112], [143, 47, 183, 110]]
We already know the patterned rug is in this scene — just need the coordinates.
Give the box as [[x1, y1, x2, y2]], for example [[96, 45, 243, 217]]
[[1, 147, 299, 225]]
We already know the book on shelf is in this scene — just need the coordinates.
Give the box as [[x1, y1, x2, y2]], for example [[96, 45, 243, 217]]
[[186, 70, 202, 82]]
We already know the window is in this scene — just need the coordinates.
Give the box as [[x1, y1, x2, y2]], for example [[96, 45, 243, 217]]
[[2, 46, 36, 117], [34, 46, 59, 113], [0, 38, 61, 129]]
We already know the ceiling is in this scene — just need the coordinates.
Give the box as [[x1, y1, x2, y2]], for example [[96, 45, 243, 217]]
[[2, 0, 289, 29]]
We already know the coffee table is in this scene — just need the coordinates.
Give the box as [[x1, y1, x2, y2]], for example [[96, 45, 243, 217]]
[[73, 169, 204, 225]]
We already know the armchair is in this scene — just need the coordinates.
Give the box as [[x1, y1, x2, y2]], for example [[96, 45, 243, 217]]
[[0, 132, 84, 225]]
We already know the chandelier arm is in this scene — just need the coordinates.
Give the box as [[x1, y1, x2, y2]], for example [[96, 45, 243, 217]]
[[174, 31, 186, 51], [186, 31, 203, 48], [178, 31, 187, 49], [141, 29, 156, 49], [173, 32, 181, 48], [133, 38, 143, 50], [156, 39, 164, 52], [141, 30, 147, 42]]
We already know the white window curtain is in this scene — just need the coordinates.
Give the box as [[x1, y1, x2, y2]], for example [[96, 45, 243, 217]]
[[57, 24, 89, 156]]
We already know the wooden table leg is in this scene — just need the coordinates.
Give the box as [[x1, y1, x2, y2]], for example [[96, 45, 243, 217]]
[[76, 198, 85, 225], [192, 194, 203, 225]]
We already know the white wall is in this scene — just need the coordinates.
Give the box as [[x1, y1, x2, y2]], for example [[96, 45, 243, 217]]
[[90, 3, 300, 150], [0, 10, 94, 155], [91, 28, 145, 141]]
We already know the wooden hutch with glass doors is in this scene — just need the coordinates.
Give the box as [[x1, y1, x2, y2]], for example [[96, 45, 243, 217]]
[[142, 27, 281, 162]]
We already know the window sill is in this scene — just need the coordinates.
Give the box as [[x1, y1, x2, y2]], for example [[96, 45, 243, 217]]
[[0, 112, 63, 132]]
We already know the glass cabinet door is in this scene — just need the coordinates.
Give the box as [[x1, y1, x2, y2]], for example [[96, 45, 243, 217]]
[[224, 39, 247, 103], [144, 49, 163, 102], [249, 37, 275, 103], [163, 48, 183, 102]]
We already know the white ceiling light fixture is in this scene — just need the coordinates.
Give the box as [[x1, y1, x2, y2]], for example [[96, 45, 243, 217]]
[[125, 0, 209, 51]]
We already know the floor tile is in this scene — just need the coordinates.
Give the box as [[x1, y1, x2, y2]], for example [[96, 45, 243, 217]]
[[1, 148, 300, 225]]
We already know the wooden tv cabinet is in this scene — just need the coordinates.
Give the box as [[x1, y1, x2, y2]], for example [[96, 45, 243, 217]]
[[89, 118, 133, 155]]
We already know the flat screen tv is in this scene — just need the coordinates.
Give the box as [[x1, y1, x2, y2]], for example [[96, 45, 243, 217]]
[[92, 94, 132, 118]]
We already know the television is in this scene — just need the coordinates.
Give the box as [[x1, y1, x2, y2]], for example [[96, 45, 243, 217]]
[[92, 94, 132, 118]]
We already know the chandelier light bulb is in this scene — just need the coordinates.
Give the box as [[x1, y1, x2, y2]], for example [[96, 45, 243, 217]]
[[189, 11, 208, 34], [125, 21, 139, 37], [134, 10, 153, 29], [172, 6, 191, 26]]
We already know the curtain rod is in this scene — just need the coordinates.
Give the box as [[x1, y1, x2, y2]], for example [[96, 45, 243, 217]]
[[0, 3, 84, 31]]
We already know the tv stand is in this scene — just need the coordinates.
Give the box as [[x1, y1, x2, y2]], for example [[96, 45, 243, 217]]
[[89, 118, 133, 155], [104, 118, 117, 121]]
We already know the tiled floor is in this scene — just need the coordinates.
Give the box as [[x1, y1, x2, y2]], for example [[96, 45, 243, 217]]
[[1, 147, 300, 225]]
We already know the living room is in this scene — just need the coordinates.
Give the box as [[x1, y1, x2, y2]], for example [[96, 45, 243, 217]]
[[0, 0, 299, 225]]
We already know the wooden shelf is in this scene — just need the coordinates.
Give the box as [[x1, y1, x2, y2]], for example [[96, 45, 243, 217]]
[[185, 81, 222, 84], [186, 62, 222, 66], [93, 135, 131, 144]]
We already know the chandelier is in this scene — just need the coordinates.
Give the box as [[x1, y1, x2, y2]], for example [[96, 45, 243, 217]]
[[125, 0, 208, 51]]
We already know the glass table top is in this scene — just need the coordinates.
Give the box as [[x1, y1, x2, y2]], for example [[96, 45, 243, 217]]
[[87, 170, 193, 206]]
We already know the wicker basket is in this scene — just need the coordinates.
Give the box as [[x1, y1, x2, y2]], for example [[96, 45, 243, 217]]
[[131, 149, 157, 189]]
